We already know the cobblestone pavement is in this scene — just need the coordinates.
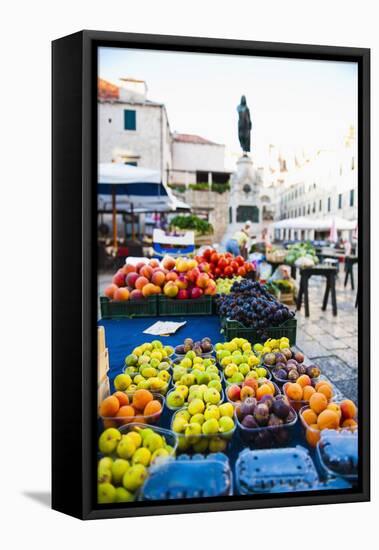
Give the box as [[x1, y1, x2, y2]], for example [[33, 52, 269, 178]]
[[98, 265, 359, 402], [290, 265, 358, 403]]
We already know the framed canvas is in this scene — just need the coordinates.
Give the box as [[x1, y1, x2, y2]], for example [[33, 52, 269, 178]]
[[52, 30, 370, 520]]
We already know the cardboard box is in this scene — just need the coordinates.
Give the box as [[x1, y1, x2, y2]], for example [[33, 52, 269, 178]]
[[98, 348, 110, 383]]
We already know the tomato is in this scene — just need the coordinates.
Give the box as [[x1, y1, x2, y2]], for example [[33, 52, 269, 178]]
[[225, 252, 233, 259], [238, 266, 247, 277], [211, 252, 219, 264], [245, 262, 254, 272], [214, 268, 221, 277], [224, 266, 234, 278], [236, 255, 245, 266], [202, 248, 213, 261], [218, 257, 227, 270], [230, 261, 239, 272]]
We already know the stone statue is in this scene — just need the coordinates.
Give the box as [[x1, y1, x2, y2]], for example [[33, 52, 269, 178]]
[[237, 95, 252, 153]]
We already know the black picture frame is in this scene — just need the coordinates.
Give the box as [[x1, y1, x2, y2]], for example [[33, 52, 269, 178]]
[[52, 30, 370, 520]]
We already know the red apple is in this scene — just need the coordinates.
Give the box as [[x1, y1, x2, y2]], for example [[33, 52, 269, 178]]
[[198, 262, 210, 273], [191, 287, 203, 299], [187, 267, 200, 283], [104, 284, 118, 299], [177, 289, 189, 300], [126, 272, 139, 288], [196, 273, 210, 289], [130, 289, 143, 300], [112, 270, 126, 287]]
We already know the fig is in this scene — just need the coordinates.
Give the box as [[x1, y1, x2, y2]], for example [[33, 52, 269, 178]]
[[201, 341, 212, 353], [275, 352, 287, 364], [275, 368, 287, 380], [260, 394, 274, 410], [193, 345, 203, 356], [240, 397, 257, 416], [297, 364, 307, 375], [183, 343, 192, 353], [263, 353, 276, 366], [276, 362, 286, 370], [268, 413, 284, 427], [184, 338, 193, 347], [175, 345, 185, 355], [241, 414, 258, 429], [281, 348, 292, 360], [288, 369, 299, 381], [306, 365, 321, 378], [286, 359, 298, 368], [254, 430, 272, 448], [294, 351, 304, 363], [271, 399, 290, 419], [254, 403, 269, 426]]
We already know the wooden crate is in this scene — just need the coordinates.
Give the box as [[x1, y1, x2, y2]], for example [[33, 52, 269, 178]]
[[98, 348, 110, 383]]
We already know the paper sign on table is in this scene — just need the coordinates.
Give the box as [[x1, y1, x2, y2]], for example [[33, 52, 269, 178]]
[[143, 320, 186, 336]]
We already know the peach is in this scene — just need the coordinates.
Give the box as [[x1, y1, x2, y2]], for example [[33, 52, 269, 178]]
[[151, 270, 166, 287], [256, 383, 273, 400], [243, 378, 258, 392], [315, 380, 333, 392], [135, 261, 146, 273], [240, 386, 255, 400], [142, 283, 158, 297], [144, 400, 162, 417], [297, 374, 312, 388], [341, 418, 358, 429], [301, 408, 318, 426], [317, 383, 333, 400], [285, 382, 303, 401], [340, 399, 357, 420], [104, 284, 118, 299], [139, 265, 153, 280], [126, 272, 139, 288], [112, 271, 126, 287], [130, 289, 143, 300], [100, 396, 120, 417], [309, 392, 328, 414], [113, 391, 129, 407], [175, 275, 189, 290], [162, 255, 176, 270], [227, 384, 241, 402], [122, 264, 137, 275], [135, 276, 149, 290], [196, 273, 210, 289], [132, 389, 153, 411], [116, 405, 135, 422], [306, 424, 321, 447], [302, 385, 316, 401], [317, 409, 340, 430], [327, 403, 341, 419], [114, 287, 130, 301], [163, 281, 179, 298], [204, 279, 217, 295], [165, 271, 178, 282], [149, 259, 160, 268]]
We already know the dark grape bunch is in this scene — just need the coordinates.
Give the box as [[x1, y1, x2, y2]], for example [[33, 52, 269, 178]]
[[216, 280, 295, 338]]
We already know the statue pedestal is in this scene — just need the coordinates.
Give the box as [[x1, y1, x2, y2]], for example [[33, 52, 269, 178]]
[[227, 154, 262, 238]]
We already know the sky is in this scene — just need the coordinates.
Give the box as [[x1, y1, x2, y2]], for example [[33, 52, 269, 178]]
[[99, 47, 358, 169]]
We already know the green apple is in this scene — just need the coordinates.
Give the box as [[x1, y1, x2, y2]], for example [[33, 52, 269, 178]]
[[218, 402, 234, 418], [98, 428, 121, 455], [144, 433, 164, 452], [188, 398, 205, 415], [204, 405, 220, 421]]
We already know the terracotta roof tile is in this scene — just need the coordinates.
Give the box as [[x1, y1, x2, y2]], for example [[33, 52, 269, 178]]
[[173, 133, 220, 145]]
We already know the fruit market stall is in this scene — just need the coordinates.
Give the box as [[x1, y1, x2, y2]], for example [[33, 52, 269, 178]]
[[97, 253, 358, 504]]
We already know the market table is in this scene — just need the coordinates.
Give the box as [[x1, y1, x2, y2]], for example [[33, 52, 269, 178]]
[[344, 255, 358, 290], [98, 314, 351, 494], [296, 265, 338, 317], [266, 259, 297, 280]]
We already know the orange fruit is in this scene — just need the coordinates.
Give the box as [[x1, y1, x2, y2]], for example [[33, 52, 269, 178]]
[[132, 389, 154, 411], [306, 424, 321, 447], [301, 408, 318, 426], [317, 384, 333, 400], [113, 391, 129, 407], [341, 418, 358, 430], [315, 380, 332, 392], [317, 409, 340, 430], [340, 399, 357, 420], [285, 383, 303, 401], [327, 403, 341, 419], [144, 400, 162, 417], [116, 405, 135, 422], [99, 395, 120, 417], [309, 392, 328, 414], [302, 385, 316, 401], [297, 375, 312, 388]]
